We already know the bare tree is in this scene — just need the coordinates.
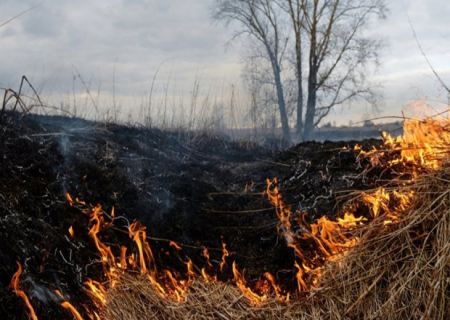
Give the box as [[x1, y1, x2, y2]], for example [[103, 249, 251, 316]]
[[283, 0, 387, 140], [213, 0, 387, 142], [211, 0, 292, 143], [284, 0, 305, 137]]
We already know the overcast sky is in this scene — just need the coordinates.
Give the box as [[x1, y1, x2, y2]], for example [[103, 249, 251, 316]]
[[0, 0, 449, 126]]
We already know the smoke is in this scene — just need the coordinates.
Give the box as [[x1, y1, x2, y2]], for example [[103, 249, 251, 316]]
[[26, 277, 61, 305]]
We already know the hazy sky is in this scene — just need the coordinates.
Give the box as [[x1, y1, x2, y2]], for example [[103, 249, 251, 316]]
[[0, 0, 449, 126]]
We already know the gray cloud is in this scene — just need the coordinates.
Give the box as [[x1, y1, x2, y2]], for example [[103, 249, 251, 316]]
[[21, 6, 65, 38]]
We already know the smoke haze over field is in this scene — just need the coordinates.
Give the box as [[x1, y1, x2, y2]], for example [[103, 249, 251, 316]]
[[0, 0, 449, 126]]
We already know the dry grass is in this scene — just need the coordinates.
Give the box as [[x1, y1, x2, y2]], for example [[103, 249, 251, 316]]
[[103, 162, 449, 320], [314, 164, 450, 319], [104, 275, 308, 320]]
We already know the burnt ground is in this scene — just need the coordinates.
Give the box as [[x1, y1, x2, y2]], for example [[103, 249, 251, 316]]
[[0, 111, 383, 319]]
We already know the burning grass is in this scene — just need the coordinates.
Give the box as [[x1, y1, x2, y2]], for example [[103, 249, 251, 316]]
[[3, 114, 449, 319], [316, 166, 450, 319], [101, 158, 450, 320], [98, 118, 450, 319]]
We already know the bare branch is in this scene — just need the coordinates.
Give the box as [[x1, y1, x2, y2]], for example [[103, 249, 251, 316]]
[[0, 1, 45, 28], [405, 9, 450, 94]]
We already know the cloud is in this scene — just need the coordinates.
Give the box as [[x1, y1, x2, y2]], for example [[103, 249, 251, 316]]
[[0, 26, 17, 37], [20, 6, 65, 38], [0, 0, 448, 126], [0, 0, 236, 86]]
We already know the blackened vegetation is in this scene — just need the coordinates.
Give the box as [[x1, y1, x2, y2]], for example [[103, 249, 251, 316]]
[[0, 112, 382, 319]]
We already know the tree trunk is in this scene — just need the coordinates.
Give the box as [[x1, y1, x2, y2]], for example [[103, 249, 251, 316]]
[[304, 3, 318, 141], [267, 47, 292, 145], [294, 18, 303, 140], [303, 86, 316, 141], [274, 67, 292, 144], [304, 52, 317, 140], [295, 57, 303, 140], [287, 0, 304, 141]]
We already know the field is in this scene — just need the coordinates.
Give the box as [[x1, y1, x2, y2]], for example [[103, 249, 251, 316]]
[[0, 111, 448, 319]]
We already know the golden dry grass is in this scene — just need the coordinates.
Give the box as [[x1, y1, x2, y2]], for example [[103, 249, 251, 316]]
[[313, 166, 450, 319]]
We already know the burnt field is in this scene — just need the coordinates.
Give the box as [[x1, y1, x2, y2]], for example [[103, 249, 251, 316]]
[[0, 111, 407, 319]]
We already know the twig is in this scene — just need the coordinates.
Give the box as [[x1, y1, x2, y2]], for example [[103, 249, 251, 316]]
[[0, 2, 45, 28], [72, 66, 99, 115], [405, 8, 450, 94]]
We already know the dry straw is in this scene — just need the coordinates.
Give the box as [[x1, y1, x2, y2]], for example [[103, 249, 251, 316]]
[[314, 164, 450, 319]]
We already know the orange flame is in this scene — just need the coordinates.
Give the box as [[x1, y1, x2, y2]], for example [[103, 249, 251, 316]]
[[169, 241, 182, 251], [86, 205, 117, 277], [264, 272, 289, 302], [68, 226, 74, 237], [55, 290, 84, 320], [266, 178, 372, 292], [201, 247, 216, 283], [85, 278, 108, 306], [232, 262, 266, 305], [360, 118, 450, 171], [66, 192, 74, 206], [202, 247, 213, 268], [9, 262, 38, 320], [118, 246, 127, 270], [61, 302, 83, 320], [219, 238, 229, 272], [128, 221, 156, 275]]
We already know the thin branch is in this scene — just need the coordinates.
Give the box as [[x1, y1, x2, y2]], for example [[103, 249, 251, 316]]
[[405, 9, 450, 94], [0, 1, 45, 28]]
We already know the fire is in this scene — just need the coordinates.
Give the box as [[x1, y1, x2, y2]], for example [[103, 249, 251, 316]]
[[9, 262, 38, 320], [127, 221, 193, 301], [392, 118, 450, 169], [55, 290, 84, 320], [337, 212, 367, 227], [264, 118, 450, 293], [69, 225, 74, 237], [66, 192, 74, 206], [13, 115, 450, 317], [360, 118, 450, 171], [362, 187, 390, 218], [118, 246, 127, 269], [266, 178, 367, 292], [61, 302, 84, 320], [264, 272, 289, 302], [201, 247, 217, 283], [232, 262, 267, 305], [128, 221, 156, 275], [84, 205, 117, 278], [169, 241, 182, 251], [82, 209, 195, 304], [219, 238, 229, 272], [70, 193, 272, 307], [71, 116, 438, 312]]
